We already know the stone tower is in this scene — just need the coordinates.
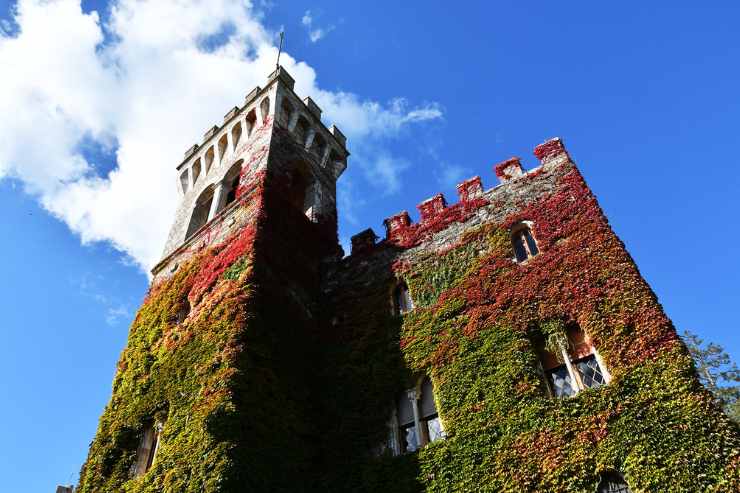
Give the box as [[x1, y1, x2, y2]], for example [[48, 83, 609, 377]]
[[77, 67, 350, 491], [77, 67, 739, 492]]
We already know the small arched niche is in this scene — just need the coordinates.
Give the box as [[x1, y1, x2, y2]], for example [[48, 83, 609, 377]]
[[260, 97, 270, 124], [204, 146, 215, 175], [246, 110, 257, 137], [185, 185, 215, 239], [231, 122, 243, 150], [217, 134, 228, 163], [192, 158, 202, 184], [285, 162, 318, 220], [280, 98, 294, 128], [310, 133, 326, 160], [179, 170, 190, 194], [294, 116, 310, 148]]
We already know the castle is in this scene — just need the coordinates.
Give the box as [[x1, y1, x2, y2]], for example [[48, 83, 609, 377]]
[[75, 67, 739, 492]]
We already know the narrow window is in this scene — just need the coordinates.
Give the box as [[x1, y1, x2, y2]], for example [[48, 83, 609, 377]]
[[390, 376, 444, 455], [133, 422, 162, 477], [191, 159, 201, 184], [512, 223, 539, 262], [396, 391, 419, 454], [179, 170, 189, 193], [310, 133, 326, 159], [231, 122, 242, 150], [419, 376, 444, 443], [394, 282, 414, 315], [294, 116, 310, 147], [597, 472, 632, 493], [245, 110, 257, 137], [260, 97, 270, 124], [217, 133, 228, 162], [204, 146, 215, 175], [539, 324, 609, 398], [280, 99, 294, 128], [185, 186, 215, 239]]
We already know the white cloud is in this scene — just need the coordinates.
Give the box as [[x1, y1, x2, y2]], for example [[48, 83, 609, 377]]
[[301, 9, 334, 43], [0, 0, 442, 271]]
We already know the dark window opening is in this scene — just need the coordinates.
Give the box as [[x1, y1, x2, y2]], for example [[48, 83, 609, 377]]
[[185, 187, 214, 239], [394, 282, 414, 315], [597, 473, 632, 493], [512, 223, 539, 262]]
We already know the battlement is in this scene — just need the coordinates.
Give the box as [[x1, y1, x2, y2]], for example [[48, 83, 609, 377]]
[[349, 137, 570, 256], [175, 66, 349, 198]]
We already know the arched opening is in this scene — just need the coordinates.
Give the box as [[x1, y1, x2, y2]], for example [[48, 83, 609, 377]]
[[294, 116, 310, 147], [310, 133, 326, 159], [185, 186, 215, 239], [596, 472, 631, 493], [328, 149, 346, 175], [221, 160, 244, 210], [393, 282, 414, 315], [260, 97, 270, 124], [204, 146, 215, 175], [390, 375, 444, 455], [280, 98, 294, 128], [231, 122, 242, 150], [512, 222, 539, 262], [133, 422, 163, 478], [246, 110, 257, 137], [179, 170, 189, 194], [217, 134, 228, 163], [191, 159, 201, 184]]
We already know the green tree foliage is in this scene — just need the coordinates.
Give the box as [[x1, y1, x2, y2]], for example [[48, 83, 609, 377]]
[[682, 330, 740, 422]]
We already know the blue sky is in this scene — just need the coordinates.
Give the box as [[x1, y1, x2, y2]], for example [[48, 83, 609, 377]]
[[1, 1, 738, 490]]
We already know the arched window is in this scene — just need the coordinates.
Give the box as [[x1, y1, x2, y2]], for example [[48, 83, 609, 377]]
[[390, 376, 444, 455], [133, 422, 162, 477], [217, 133, 228, 162], [185, 186, 215, 239], [204, 146, 215, 175], [221, 160, 244, 209], [231, 122, 243, 150], [179, 170, 189, 194], [512, 222, 539, 262], [260, 97, 270, 124], [538, 324, 610, 398], [294, 116, 310, 147], [310, 133, 326, 159], [280, 98, 294, 128], [394, 282, 414, 315], [192, 158, 202, 184], [245, 110, 257, 137], [597, 472, 631, 493]]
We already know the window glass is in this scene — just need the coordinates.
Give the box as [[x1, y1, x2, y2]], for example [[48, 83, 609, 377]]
[[401, 423, 419, 453], [524, 229, 539, 256], [513, 233, 528, 262], [425, 415, 444, 443], [546, 365, 576, 397], [575, 355, 606, 389], [395, 284, 413, 314]]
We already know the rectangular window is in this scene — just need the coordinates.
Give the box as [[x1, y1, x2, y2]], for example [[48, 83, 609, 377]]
[[575, 355, 607, 389], [546, 365, 577, 397]]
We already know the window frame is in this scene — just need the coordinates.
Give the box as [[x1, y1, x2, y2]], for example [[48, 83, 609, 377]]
[[511, 221, 539, 263], [386, 376, 445, 456], [539, 327, 611, 399]]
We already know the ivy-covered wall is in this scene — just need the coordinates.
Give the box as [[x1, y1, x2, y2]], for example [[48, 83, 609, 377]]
[[78, 136, 739, 492], [317, 152, 739, 492]]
